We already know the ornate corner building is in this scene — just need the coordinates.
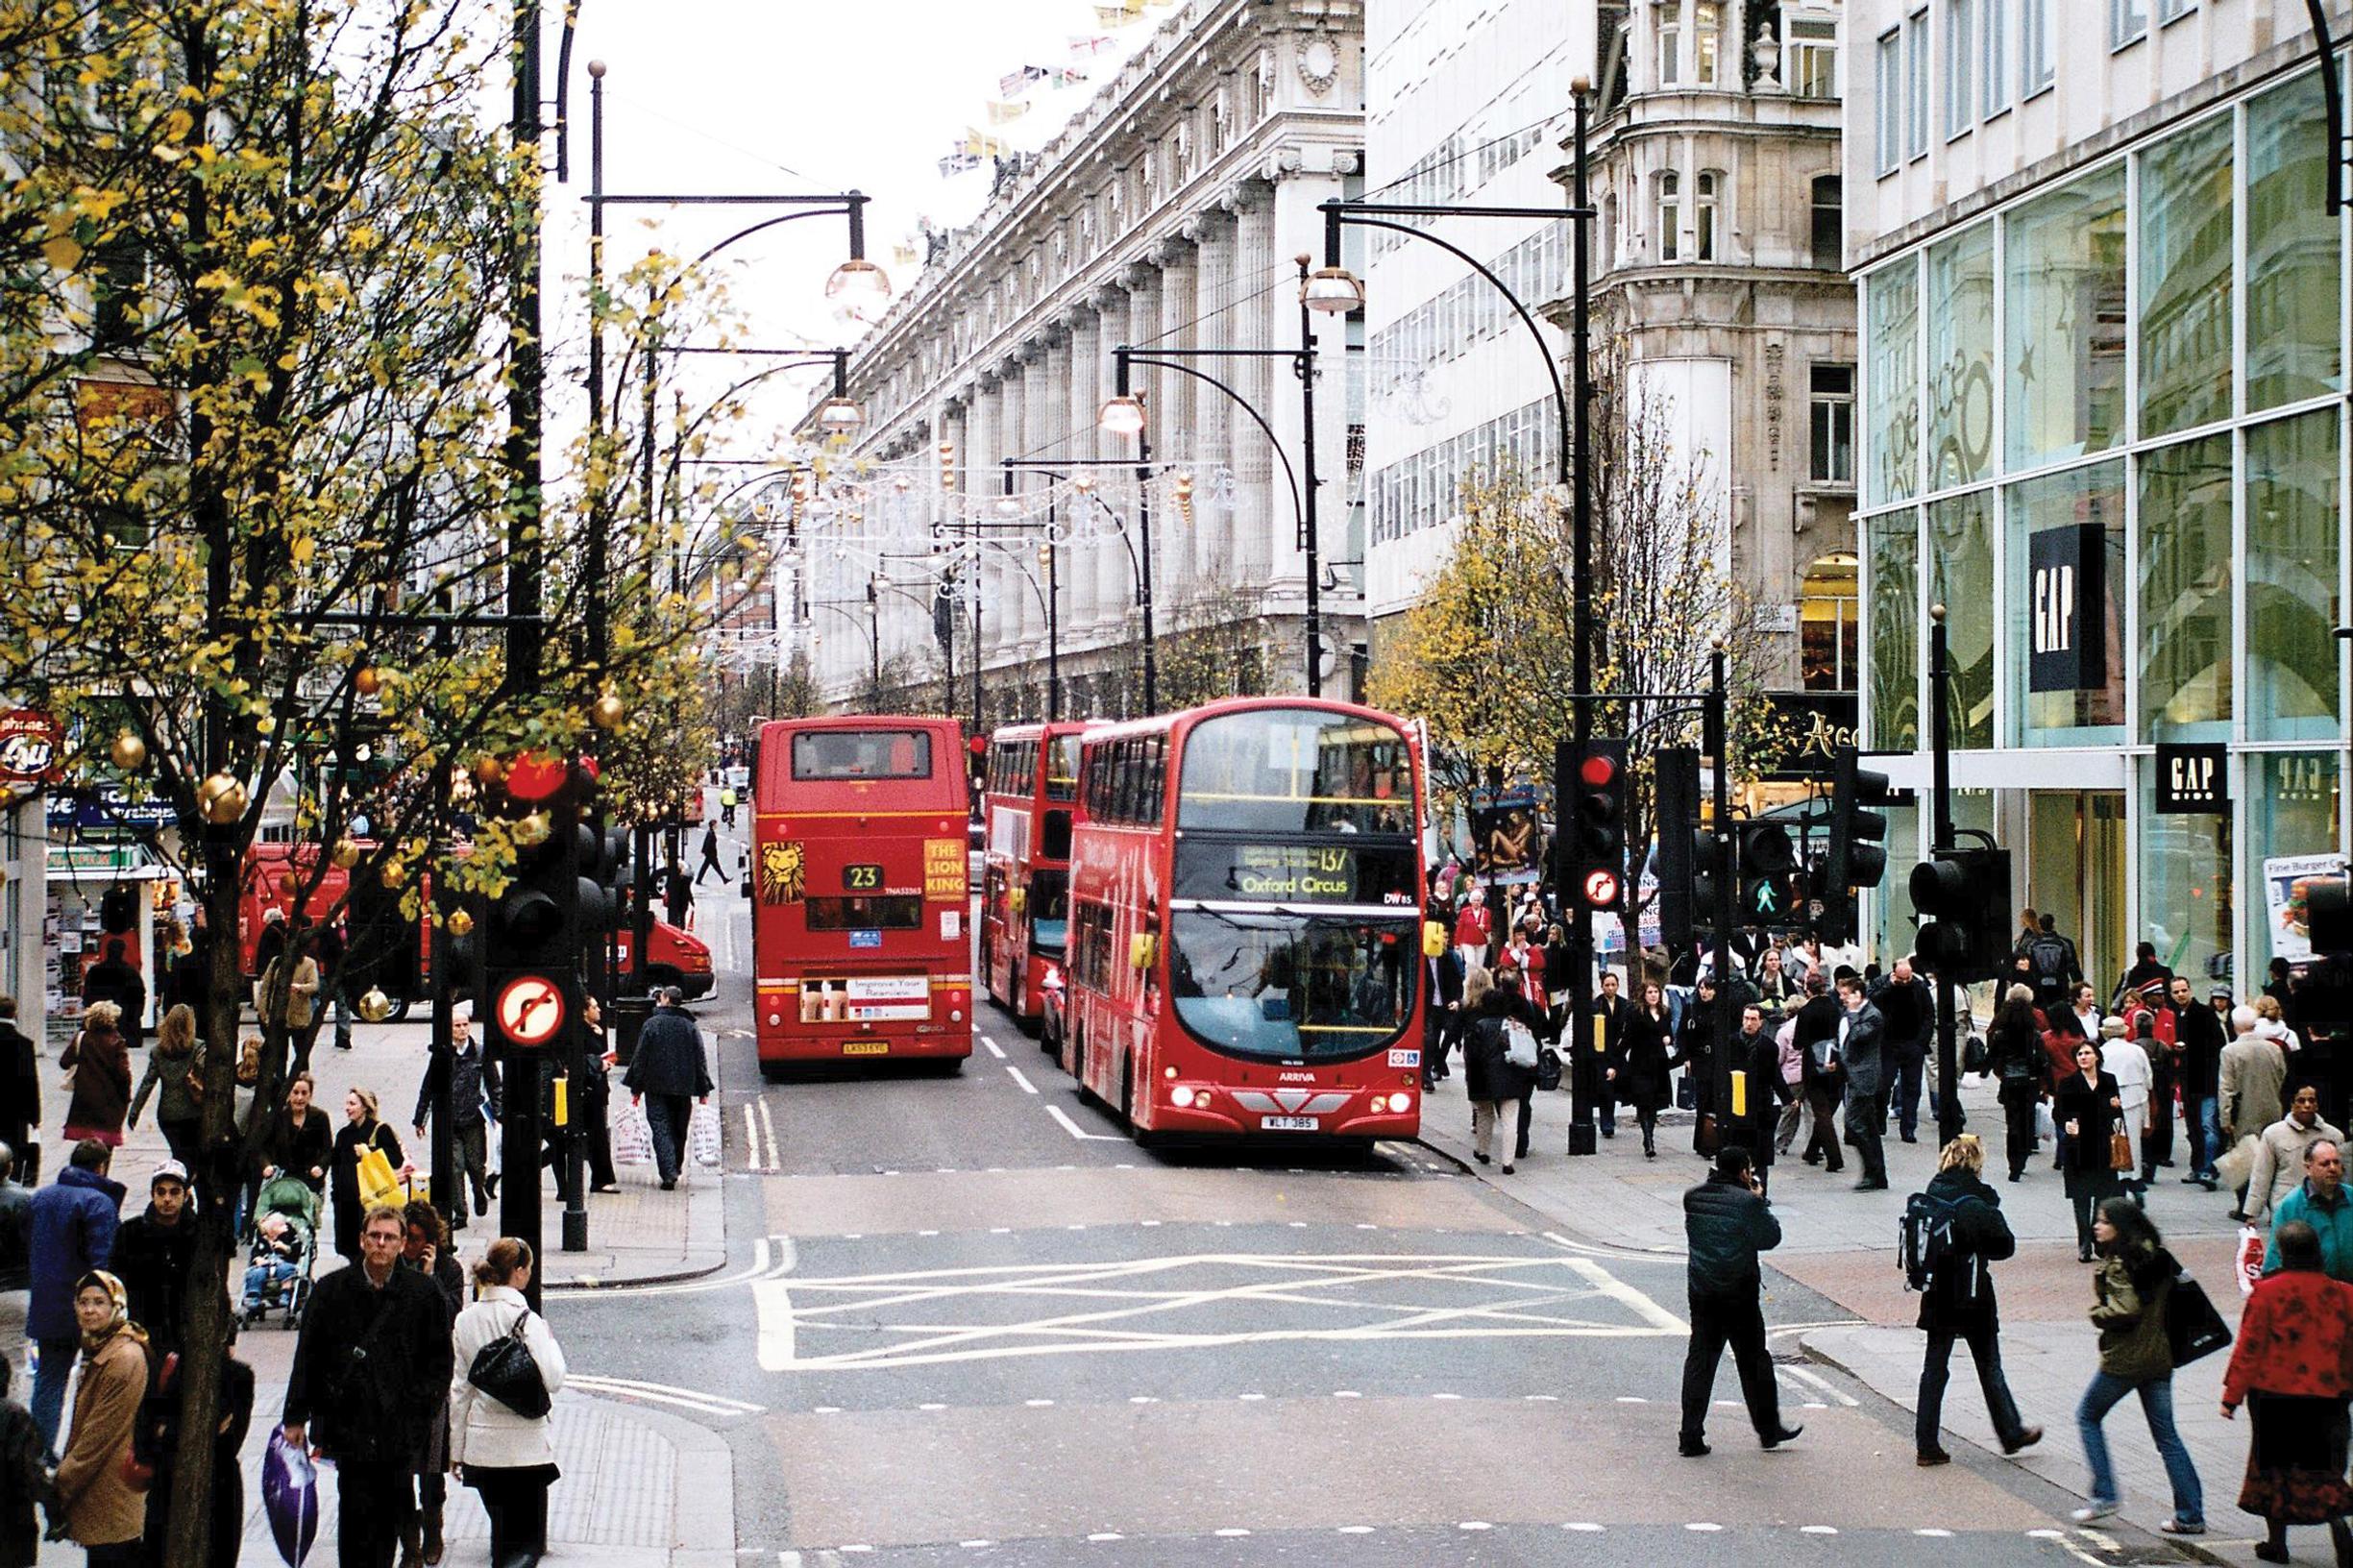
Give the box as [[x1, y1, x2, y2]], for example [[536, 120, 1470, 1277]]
[[820, 0, 1369, 722]]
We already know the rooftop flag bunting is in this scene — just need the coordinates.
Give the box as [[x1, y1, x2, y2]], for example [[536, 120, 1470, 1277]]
[[960, 128, 1009, 157], [937, 151, 982, 177], [1067, 34, 1116, 56], [1051, 66, 1090, 87], [986, 99, 1032, 124], [1093, 3, 1141, 27], [998, 64, 1050, 98]]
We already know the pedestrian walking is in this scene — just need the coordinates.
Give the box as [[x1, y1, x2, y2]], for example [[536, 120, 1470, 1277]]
[[2055, 1039, 2126, 1262], [451, 1237, 568, 1568], [257, 931, 323, 1075], [1677, 1144, 1802, 1458], [2222, 1219, 2353, 1563], [1872, 959, 1933, 1143], [2246, 1087, 2346, 1226], [1494, 970, 1542, 1163], [1420, 929, 1462, 1090], [0, 998, 39, 1188], [402, 1200, 465, 1567], [2266, 1139, 2353, 1281], [78, 940, 146, 1056], [2026, 914, 2083, 1016], [331, 1089, 405, 1263], [2169, 975, 2226, 1187], [52, 1271, 150, 1566], [413, 1004, 501, 1224], [623, 987, 712, 1190], [1729, 1005, 1786, 1190], [59, 1004, 132, 1150], [2073, 1199, 2206, 1533], [1835, 972, 1889, 1190], [1910, 1135, 2043, 1466], [1623, 982, 1675, 1159], [27, 1141, 124, 1458], [1459, 968, 1520, 1172], [1451, 891, 1490, 978], [2225, 1005, 2293, 1219], [1772, 1010, 1810, 1158], [282, 1204, 453, 1568], [1985, 986, 2048, 1182], [2100, 1017, 2153, 1201], [1794, 972, 1846, 1172], [1672, 978, 1726, 1155], [127, 1004, 205, 1168], [577, 997, 619, 1195], [1592, 971, 1634, 1139], [694, 820, 730, 886], [259, 1070, 332, 1195], [109, 1162, 195, 1360]]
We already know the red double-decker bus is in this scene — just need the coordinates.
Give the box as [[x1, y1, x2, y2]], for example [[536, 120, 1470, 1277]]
[[1059, 698, 1425, 1145], [978, 722, 1095, 1031], [750, 717, 973, 1078]]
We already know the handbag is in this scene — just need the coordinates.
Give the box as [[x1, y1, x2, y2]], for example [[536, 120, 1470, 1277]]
[[1534, 1045, 1563, 1093], [2108, 1130, 2136, 1172], [355, 1127, 402, 1210], [59, 1030, 81, 1092], [1503, 1019, 1539, 1071], [2163, 1264, 2232, 1366], [467, 1307, 551, 1418]]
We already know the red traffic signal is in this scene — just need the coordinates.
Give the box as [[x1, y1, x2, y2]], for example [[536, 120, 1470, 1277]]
[[1579, 752, 1617, 789]]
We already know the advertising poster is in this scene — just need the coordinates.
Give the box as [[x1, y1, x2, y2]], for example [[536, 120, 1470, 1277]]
[[2264, 854, 2345, 964], [1469, 785, 1543, 887]]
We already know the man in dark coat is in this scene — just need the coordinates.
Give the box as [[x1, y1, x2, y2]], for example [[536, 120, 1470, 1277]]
[[1678, 1144, 1801, 1458], [1421, 926, 1463, 1090], [283, 1203, 453, 1568], [110, 1161, 197, 1360], [1871, 958, 1935, 1143], [411, 1004, 501, 1223], [1731, 1004, 1789, 1191], [1837, 971, 1889, 1189], [1792, 972, 1845, 1173], [2169, 973, 2227, 1187], [27, 1140, 123, 1457], [0, 997, 38, 1185], [1592, 971, 1636, 1139], [1912, 1135, 2042, 1465], [624, 987, 713, 1189], [79, 937, 146, 1053]]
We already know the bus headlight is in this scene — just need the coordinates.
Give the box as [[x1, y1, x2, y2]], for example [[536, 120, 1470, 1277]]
[[1170, 1086, 1198, 1109], [1384, 1091, 1414, 1115]]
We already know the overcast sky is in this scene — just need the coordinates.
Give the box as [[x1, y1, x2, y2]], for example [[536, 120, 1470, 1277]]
[[545, 0, 1168, 448]]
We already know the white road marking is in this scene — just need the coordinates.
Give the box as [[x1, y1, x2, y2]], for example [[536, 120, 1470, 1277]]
[[763, 1251, 1684, 1371], [1778, 1363, 1861, 1408], [1086, 1531, 1123, 1541], [1541, 1229, 1689, 1264], [571, 1235, 793, 1299], [1686, 1522, 1724, 1532], [1800, 1525, 1838, 1534], [1006, 1066, 1040, 1095], [567, 1375, 766, 1416], [753, 1236, 801, 1372], [1045, 1104, 1124, 1141], [1914, 1529, 1953, 1537], [982, 1037, 1007, 1060], [1562, 1522, 1605, 1531], [758, 1099, 781, 1169]]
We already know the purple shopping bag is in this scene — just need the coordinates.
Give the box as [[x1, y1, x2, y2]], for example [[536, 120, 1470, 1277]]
[[262, 1430, 319, 1566]]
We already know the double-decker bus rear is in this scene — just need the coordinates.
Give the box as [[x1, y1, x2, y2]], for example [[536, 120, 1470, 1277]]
[[979, 723, 1091, 1030], [751, 718, 973, 1077], [1065, 699, 1425, 1143]]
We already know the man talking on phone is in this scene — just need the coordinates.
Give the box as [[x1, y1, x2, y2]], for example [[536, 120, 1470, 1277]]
[[1678, 1144, 1803, 1458]]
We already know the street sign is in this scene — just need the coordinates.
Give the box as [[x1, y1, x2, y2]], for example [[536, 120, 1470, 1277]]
[[495, 973, 568, 1048], [0, 709, 61, 784]]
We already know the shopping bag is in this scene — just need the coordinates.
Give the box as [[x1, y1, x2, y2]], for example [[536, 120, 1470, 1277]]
[[2235, 1223, 2267, 1297], [612, 1096, 653, 1166], [2216, 1134, 2260, 1194], [2165, 1265, 2233, 1364], [687, 1101, 722, 1167], [355, 1139, 402, 1211], [2033, 1102, 2056, 1145], [262, 1429, 319, 1566]]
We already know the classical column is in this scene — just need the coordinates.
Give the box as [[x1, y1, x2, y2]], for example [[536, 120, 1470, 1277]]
[[1089, 284, 1132, 644], [1230, 184, 1277, 587], [1066, 307, 1102, 640], [1183, 210, 1232, 597]]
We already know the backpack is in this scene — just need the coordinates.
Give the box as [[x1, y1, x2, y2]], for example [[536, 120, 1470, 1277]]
[[2029, 934, 2069, 983], [1899, 1191, 1984, 1305]]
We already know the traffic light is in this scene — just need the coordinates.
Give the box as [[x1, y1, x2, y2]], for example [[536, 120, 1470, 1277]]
[[1652, 747, 1701, 951], [483, 750, 588, 1056], [1816, 746, 1893, 943], [1739, 822, 1802, 928], [1910, 847, 2012, 983], [1556, 737, 1629, 915]]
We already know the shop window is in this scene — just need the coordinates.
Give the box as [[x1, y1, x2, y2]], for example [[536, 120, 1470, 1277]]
[[2006, 460, 2126, 746], [2140, 116, 2234, 439], [1866, 510, 1922, 752], [1928, 492, 1995, 747], [2246, 410, 2341, 743], [2249, 753, 2341, 974], [2004, 166, 2125, 472], [1800, 553, 1860, 692], [1809, 363, 1855, 483], [1926, 224, 1996, 489], [2139, 757, 2231, 988], [2247, 72, 2341, 412], [2137, 433, 2234, 741]]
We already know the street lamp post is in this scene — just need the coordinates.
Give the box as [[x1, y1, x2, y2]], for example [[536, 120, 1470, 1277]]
[[1309, 85, 1599, 1150], [1040, 531, 1060, 722], [1096, 379, 1159, 715]]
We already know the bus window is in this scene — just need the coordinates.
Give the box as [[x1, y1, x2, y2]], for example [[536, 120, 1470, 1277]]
[[1177, 709, 1410, 834], [1045, 736, 1082, 801], [804, 894, 923, 930], [1031, 869, 1069, 953], [1040, 809, 1072, 860], [1167, 911, 1417, 1062], [793, 729, 935, 780]]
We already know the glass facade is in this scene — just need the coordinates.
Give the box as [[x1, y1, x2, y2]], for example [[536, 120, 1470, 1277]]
[[1858, 61, 2351, 982]]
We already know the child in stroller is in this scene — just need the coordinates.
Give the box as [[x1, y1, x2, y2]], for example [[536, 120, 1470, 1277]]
[[240, 1174, 319, 1329]]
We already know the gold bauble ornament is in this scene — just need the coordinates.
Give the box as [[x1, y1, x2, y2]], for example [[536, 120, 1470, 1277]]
[[513, 811, 551, 848], [590, 693, 625, 730], [329, 838, 362, 870], [196, 773, 248, 824], [356, 987, 393, 1023], [445, 908, 475, 937], [354, 665, 384, 698], [379, 861, 407, 890], [109, 731, 147, 771], [471, 755, 505, 788]]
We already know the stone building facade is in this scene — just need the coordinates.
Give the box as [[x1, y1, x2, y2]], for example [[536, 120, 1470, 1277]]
[[812, 0, 1367, 720]]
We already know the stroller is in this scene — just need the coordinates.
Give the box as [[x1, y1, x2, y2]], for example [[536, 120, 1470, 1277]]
[[241, 1174, 321, 1330]]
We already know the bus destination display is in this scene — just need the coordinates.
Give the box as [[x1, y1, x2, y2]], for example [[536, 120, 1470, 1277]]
[[1174, 841, 1416, 906]]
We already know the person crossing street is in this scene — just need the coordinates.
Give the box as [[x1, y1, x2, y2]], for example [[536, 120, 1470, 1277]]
[[1677, 1144, 1802, 1458]]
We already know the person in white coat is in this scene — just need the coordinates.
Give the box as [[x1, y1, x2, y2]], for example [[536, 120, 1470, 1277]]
[[450, 1237, 566, 1568], [2098, 1018, 2153, 1199]]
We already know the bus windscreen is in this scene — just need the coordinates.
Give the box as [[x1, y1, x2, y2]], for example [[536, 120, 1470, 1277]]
[[791, 730, 934, 781], [1177, 709, 1413, 835]]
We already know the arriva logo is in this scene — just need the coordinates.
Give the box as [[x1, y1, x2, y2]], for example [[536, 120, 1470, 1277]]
[[1279, 1071, 1315, 1084]]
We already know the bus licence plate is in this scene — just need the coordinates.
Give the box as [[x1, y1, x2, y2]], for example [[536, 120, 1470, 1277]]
[[1260, 1115, 1319, 1132], [842, 1041, 890, 1056]]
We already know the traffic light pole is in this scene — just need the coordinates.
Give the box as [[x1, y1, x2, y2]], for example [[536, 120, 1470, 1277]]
[[1930, 604, 1961, 1150], [1706, 644, 1736, 1143]]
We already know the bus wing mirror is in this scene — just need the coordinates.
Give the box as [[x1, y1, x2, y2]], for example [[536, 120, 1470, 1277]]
[[1010, 887, 1026, 915], [1129, 933, 1157, 970]]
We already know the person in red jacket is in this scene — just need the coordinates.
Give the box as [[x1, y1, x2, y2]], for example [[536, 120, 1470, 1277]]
[[2221, 1218, 2353, 1562], [1450, 892, 1491, 975]]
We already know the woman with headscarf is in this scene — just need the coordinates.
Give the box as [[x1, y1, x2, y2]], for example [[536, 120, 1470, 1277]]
[[330, 1088, 404, 1263], [53, 1271, 150, 1564], [2222, 1219, 2353, 1563]]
